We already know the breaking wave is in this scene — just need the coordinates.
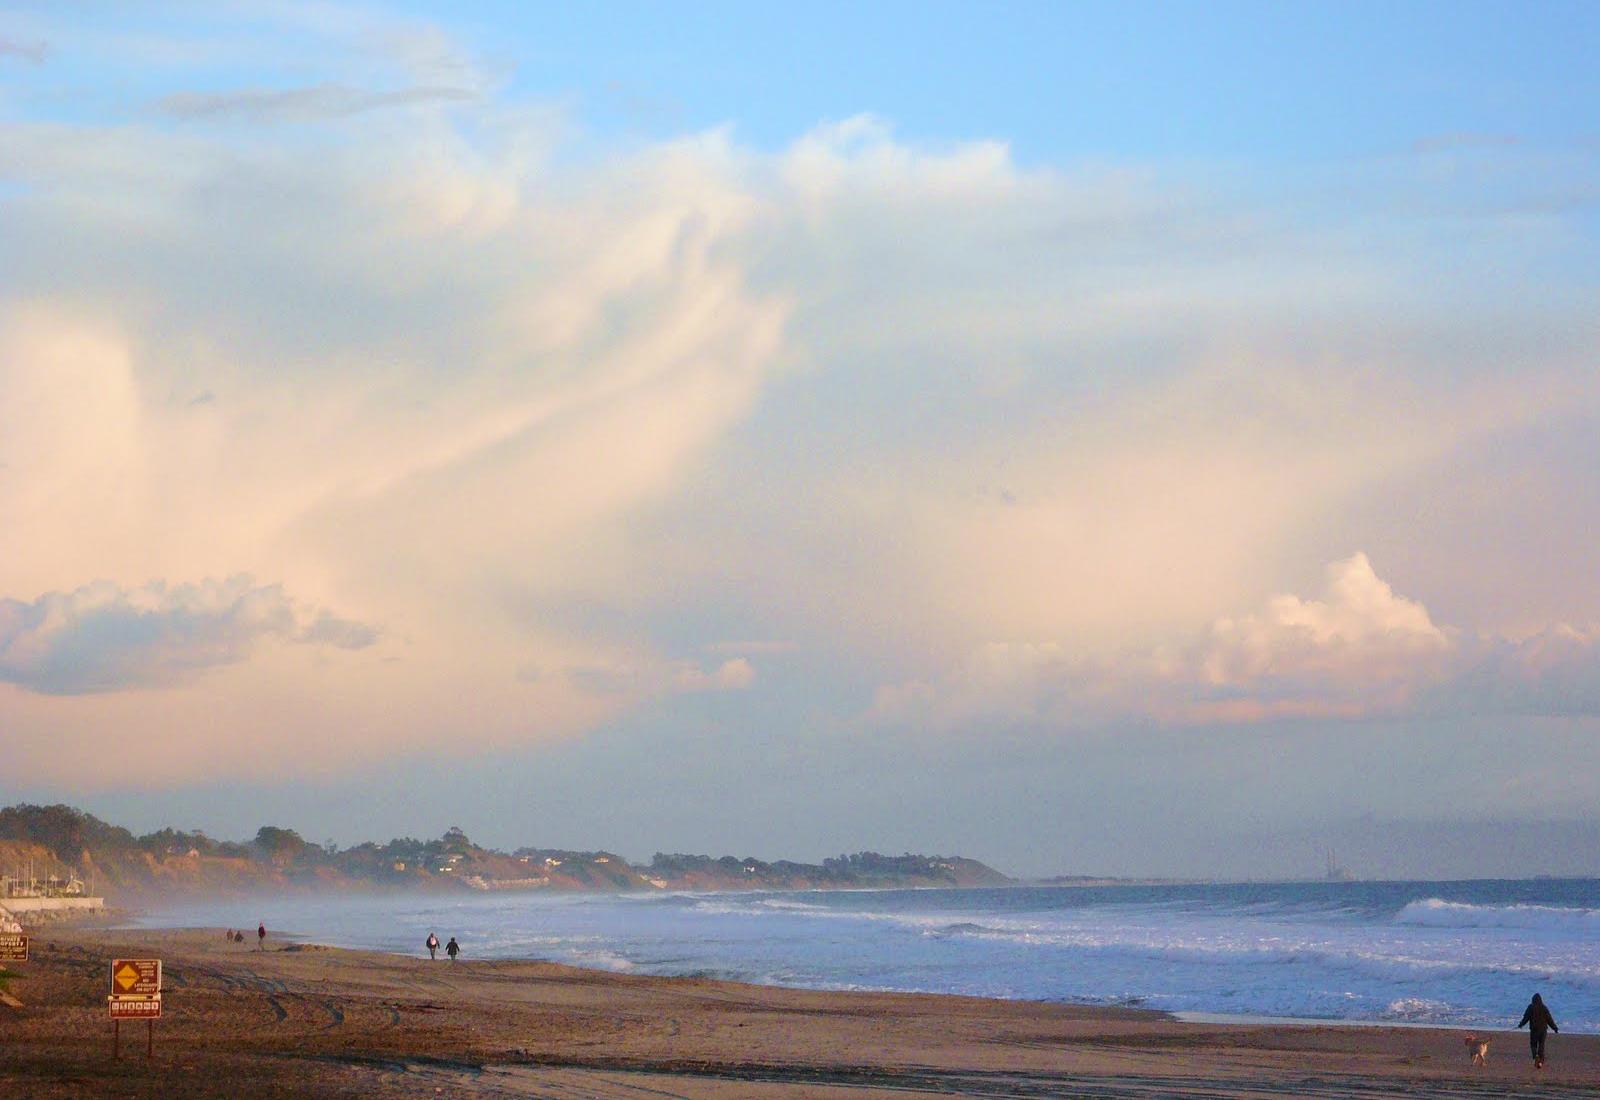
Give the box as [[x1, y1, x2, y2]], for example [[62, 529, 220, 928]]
[[1395, 898, 1600, 931]]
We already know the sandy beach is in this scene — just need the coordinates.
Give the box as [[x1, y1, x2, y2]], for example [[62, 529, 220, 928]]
[[0, 926, 1594, 1098]]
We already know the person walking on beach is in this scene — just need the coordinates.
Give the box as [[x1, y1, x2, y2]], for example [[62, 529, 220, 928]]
[[1517, 993, 1559, 1068], [257, 922, 266, 951], [426, 932, 440, 960], [445, 936, 460, 962]]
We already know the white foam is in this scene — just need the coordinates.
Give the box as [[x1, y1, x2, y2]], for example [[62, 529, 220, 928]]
[[1382, 997, 1466, 1022], [561, 948, 635, 972], [1396, 898, 1600, 931], [756, 898, 829, 911]]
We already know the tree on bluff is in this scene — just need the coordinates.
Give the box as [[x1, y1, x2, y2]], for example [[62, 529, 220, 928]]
[[253, 826, 310, 867], [440, 826, 472, 855], [0, 804, 135, 864]]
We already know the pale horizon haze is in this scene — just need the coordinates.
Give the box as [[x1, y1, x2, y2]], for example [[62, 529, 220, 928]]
[[2, 2, 1599, 880]]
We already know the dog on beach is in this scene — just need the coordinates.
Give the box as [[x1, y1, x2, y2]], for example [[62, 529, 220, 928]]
[[1464, 1034, 1491, 1066]]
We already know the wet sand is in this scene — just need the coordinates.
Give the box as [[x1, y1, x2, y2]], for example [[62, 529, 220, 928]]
[[2, 926, 1596, 1098]]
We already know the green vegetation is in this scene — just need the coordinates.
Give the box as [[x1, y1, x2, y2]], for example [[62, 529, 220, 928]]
[[648, 850, 1009, 889], [1, 803, 1010, 900], [0, 804, 136, 865]]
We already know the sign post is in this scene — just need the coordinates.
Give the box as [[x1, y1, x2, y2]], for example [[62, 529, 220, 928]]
[[108, 959, 162, 1060]]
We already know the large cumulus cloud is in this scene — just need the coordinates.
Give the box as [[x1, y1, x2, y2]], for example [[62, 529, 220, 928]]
[[872, 554, 1600, 729], [1, 7, 1597, 784]]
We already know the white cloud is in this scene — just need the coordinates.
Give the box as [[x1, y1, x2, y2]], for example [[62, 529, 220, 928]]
[[1192, 553, 1451, 714], [0, 577, 375, 695], [873, 555, 1600, 730], [1, 9, 1597, 784]]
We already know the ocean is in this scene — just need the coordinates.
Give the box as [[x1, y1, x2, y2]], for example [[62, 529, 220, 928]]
[[140, 878, 1600, 1032]]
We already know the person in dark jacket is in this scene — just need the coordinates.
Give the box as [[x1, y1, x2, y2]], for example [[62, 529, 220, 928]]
[[257, 922, 266, 951], [445, 936, 460, 961], [1517, 993, 1559, 1068], [426, 932, 440, 960]]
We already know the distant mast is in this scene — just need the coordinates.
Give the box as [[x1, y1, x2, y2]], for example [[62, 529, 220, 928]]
[[1324, 848, 1354, 882]]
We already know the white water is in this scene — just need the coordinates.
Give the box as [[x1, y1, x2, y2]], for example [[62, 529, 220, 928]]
[[139, 879, 1600, 1031]]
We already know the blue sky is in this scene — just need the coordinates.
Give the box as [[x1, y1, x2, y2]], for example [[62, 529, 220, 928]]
[[2, 2, 1598, 877], [11, 2, 1598, 157], [434, 1, 1600, 159]]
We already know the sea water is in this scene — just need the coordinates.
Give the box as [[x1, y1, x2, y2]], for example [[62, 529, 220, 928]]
[[141, 878, 1600, 1031]]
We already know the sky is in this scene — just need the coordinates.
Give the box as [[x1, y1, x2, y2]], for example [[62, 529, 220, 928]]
[[2, 2, 1598, 879]]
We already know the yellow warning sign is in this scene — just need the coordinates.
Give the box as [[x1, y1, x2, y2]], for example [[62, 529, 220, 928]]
[[110, 959, 161, 996]]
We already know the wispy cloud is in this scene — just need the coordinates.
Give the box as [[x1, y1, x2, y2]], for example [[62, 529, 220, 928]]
[[564, 657, 756, 698], [0, 35, 49, 64], [158, 82, 479, 123], [297, 610, 380, 651], [1410, 132, 1521, 155]]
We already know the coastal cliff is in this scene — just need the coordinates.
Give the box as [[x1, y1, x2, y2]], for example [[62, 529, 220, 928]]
[[1, 804, 1009, 903]]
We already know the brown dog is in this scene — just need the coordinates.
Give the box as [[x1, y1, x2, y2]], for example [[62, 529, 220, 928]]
[[1464, 1034, 1491, 1066]]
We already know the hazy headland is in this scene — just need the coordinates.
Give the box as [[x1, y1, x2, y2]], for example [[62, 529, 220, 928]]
[[1, 803, 1009, 906]]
